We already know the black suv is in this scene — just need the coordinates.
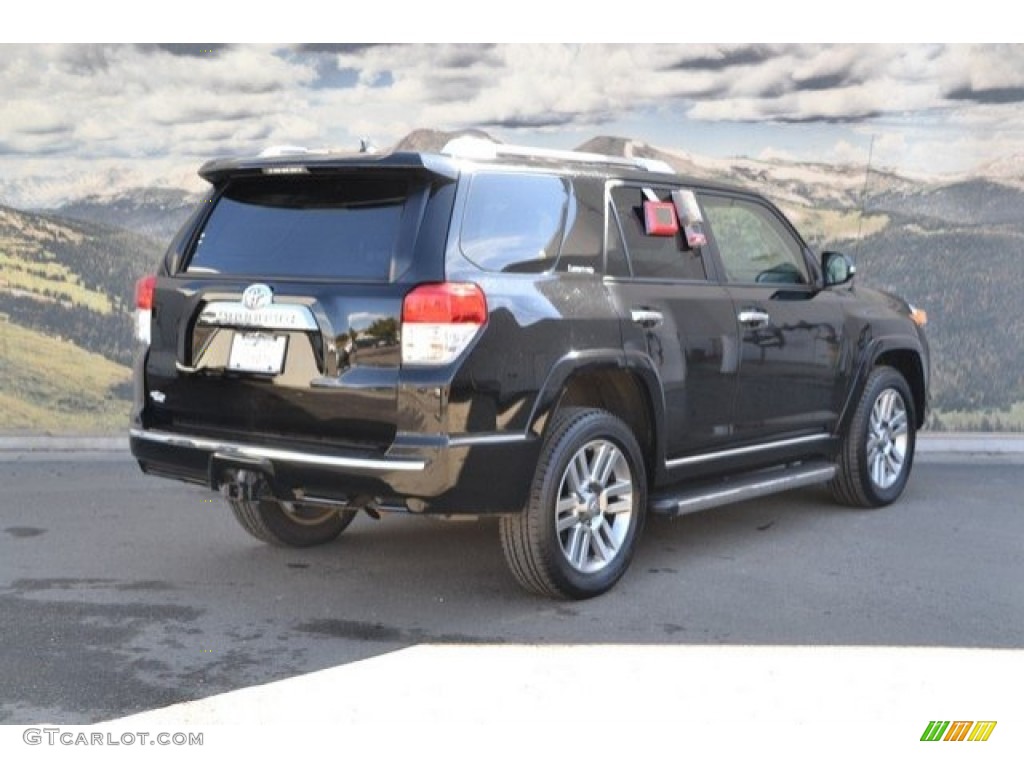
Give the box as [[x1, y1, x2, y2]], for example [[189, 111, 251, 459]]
[[130, 137, 929, 599]]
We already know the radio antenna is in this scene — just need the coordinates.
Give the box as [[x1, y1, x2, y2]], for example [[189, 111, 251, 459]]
[[853, 135, 875, 262]]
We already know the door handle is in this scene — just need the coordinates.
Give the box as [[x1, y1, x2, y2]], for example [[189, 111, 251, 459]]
[[738, 309, 771, 328], [630, 308, 664, 328]]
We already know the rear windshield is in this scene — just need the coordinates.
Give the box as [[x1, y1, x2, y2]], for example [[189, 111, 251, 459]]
[[186, 175, 409, 279]]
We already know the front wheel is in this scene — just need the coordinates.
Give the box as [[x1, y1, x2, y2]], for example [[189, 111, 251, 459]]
[[228, 498, 357, 547], [500, 408, 647, 599], [831, 366, 917, 507]]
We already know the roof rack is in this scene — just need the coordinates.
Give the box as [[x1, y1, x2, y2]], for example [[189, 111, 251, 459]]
[[440, 136, 674, 174]]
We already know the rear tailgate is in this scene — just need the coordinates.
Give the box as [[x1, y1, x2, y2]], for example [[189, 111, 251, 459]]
[[141, 165, 455, 453]]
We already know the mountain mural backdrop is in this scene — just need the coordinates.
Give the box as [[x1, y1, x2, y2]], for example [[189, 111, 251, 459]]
[[1, 130, 1022, 432]]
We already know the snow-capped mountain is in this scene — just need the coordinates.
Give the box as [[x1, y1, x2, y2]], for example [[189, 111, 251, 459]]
[[54, 187, 204, 244], [0, 165, 205, 212]]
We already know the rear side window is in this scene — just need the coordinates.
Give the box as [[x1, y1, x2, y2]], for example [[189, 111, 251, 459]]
[[186, 175, 409, 279], [459, 173, 570, 272], [610, 186, 707, 281]]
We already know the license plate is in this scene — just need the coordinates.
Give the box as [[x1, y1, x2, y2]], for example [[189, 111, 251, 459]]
[[228, 333, 287, 375]]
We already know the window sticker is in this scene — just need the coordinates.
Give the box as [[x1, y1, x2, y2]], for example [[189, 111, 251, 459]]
[[643, 200, 679, 236], [671, 189, 706, 248], [672, 189, 703, 225]]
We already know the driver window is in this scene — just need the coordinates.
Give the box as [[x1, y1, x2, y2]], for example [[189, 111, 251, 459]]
[[701, 195, 809, 285]]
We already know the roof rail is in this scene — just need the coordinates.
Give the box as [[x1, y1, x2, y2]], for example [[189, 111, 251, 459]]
[[259, 145, 311, 158], [258, 145, 334, 158], [441, 136, 674, 174]]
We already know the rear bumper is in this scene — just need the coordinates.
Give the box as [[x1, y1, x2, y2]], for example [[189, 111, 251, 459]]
[[129, 427, 539, 516]]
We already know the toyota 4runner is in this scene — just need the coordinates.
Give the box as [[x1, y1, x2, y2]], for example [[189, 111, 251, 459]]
[[130, 137, 930, 599]]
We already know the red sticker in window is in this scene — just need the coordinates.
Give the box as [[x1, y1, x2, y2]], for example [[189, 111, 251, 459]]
[[643, 201, 679, 236]]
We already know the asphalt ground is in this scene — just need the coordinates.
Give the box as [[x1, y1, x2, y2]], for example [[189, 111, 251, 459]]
[[0, 436, 1021, 765]]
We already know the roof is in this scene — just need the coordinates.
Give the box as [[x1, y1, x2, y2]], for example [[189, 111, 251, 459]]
[[196, 138, 751, 196]]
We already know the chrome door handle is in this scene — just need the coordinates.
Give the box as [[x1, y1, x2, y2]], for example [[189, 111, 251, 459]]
[[738, 309, 771, 328], [631, 308, 664, 328]]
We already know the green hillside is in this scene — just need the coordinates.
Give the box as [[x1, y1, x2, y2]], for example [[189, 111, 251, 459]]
[[0, 320, 130, 432], [0, 204, 163, 367], [0, 204, 164, 434]]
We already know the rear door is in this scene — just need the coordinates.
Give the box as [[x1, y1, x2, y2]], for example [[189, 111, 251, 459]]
[[605, 182, 740, 462], [144, 168, 455, 451]]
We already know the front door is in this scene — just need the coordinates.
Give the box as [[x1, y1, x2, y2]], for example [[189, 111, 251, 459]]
[[699, 193, 845, 444]]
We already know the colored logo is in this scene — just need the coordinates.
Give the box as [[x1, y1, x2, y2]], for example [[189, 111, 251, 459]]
[[921, 721, 997, 742]]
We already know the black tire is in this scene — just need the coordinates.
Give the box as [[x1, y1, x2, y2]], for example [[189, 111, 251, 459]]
[[830, 366, 916, 508], [500, 407, 647, 599], [228, 499, 357, 547]]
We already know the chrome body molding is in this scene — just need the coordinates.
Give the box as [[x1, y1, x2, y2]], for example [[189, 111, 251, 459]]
[[198, 301, 318, 331], [129, 429, 426, 472], [665, 433, 831, 469], [446, 433, 532, 448]]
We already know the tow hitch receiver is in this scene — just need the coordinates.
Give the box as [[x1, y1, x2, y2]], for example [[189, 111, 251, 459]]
[[219, 468, 267, 502], [210, 453, 275, 502]]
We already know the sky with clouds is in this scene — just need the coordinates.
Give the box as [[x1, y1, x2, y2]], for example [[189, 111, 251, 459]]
[[2, 43, 1024, 205]]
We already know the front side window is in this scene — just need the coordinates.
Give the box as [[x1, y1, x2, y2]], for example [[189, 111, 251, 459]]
[[459, 173, 570, 272], [700, 195, 809, 285]]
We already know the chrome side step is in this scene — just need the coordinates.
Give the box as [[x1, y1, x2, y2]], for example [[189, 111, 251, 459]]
[[650, 461, 836, 517]]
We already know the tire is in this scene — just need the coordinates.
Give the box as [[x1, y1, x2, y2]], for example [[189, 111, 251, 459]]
[[830, 366, 916, 508], [500, 407, 647, 600], [228, 498, 357, 547]]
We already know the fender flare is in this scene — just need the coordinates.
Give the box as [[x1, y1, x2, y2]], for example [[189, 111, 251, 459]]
[[526, 348, 669, 468], [839, 334, 928, 433]]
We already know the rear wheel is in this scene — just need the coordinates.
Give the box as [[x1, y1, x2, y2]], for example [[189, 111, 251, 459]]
[[228, 499, 357, 547], [831, 366, 916, 507], [500, 407, 646, 599]]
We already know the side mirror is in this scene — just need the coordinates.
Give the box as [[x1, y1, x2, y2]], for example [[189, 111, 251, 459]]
[[822, 251, 856, 287]]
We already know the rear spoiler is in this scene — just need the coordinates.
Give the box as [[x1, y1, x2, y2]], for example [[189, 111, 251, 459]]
[[199, 149, 462, 185]]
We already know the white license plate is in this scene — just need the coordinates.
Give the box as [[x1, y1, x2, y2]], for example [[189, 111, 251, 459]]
[[228, 333, 287, 375]]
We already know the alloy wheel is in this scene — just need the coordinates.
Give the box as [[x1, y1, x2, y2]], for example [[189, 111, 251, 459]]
[[555, 439, 634, 574], [867, 388, 909, 490]]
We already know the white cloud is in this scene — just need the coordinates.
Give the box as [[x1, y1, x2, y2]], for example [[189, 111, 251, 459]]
[[3, 43, 1024, 206], [0, 44, 318, 161]]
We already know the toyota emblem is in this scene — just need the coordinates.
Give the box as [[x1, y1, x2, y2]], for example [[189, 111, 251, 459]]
[[241, 284, 273, 311]]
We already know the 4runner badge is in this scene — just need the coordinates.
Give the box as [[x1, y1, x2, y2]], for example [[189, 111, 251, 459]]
[[241, 284, 273, 310]]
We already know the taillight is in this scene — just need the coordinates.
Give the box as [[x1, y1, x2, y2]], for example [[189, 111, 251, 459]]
[[135, 275, 156, 310], [135, 275, 156, 344], [401, 283, 487, 365]]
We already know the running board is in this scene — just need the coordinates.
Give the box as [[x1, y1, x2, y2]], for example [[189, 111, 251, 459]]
[[650, 461, 836, 517]]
